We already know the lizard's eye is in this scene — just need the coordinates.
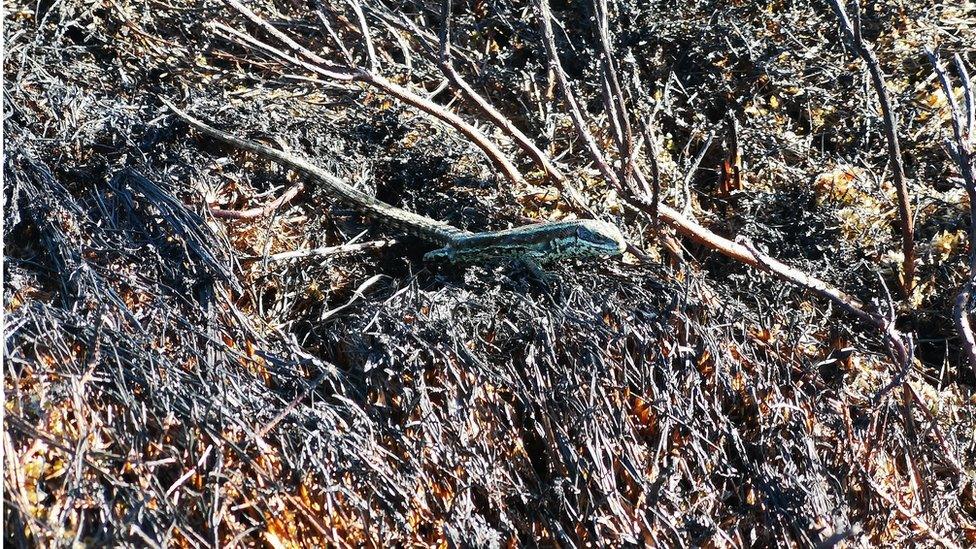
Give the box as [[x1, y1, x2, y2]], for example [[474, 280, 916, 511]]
[[575, 222, 626, 254]]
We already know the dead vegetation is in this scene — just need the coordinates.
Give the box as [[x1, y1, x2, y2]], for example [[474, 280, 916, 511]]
[[4, 0, 976, 546]]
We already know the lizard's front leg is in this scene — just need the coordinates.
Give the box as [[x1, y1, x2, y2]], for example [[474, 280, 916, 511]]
[[423, 244, 456, 264]]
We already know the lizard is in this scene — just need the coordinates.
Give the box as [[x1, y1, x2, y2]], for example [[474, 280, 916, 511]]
[[161, 99, 627, 264]]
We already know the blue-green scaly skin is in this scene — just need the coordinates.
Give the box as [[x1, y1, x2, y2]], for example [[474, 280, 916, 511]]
[[424, 219, 627, 264]]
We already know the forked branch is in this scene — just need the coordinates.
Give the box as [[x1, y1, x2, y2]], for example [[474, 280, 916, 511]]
[[220, 0, 527, 188], [437, 0, 594, 215]]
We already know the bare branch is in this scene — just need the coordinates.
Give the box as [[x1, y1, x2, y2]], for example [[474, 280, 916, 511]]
[[829, 0, 916, 296], [955, 54, 975, 143], [210, 21, 361, 81], [927, 48, 976, 373], [593, 0, 634, 186], [625, 178, 919, 384], [639, 118, 661, 225], [223, 0, 339, 70], [210, 183, 303, 220], [681, 131, 714, 217], [732, 235, 872, 322], [348, 0, 378, 72], [220, 0, 527, 187], [738, 235, 914, 401], [380, 18, 413, 73], [365, 73, 527, 185], [630, 193, 881, 326], [534, 0, 620, 188], [313, 1, 355, 65], [265, 238, 399, 262], [927, 49, 967, 156], [438, 0, 594, 215]]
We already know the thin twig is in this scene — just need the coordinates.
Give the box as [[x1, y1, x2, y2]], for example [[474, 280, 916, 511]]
[[313, 1, 354, 65], [211, 21, 361, 82], [734, 236, 872, 323], [593, 0, 634, 187], [954, 54, 974, 143], [222, 0, 351, 75], [681, 131, 714, 217], [859, 464, 962, 549], [830, 0, 916, 296], [535, 0, 620, 188], [927, 48, 976, 374], [438, 0, 594, 215], [265, 239, 399, 262], [221, 0, 529, 187], [639, 118, 662, 225], [348, 0, 378, 72], [210, 183, 303, 220], [365, 73, 528, 185]]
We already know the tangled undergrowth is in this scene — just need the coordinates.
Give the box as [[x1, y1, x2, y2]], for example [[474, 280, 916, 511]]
[[4, 0, 976, 546]]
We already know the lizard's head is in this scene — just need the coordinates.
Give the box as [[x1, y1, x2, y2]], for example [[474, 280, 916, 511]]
[[572, 219, 628, 257]]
